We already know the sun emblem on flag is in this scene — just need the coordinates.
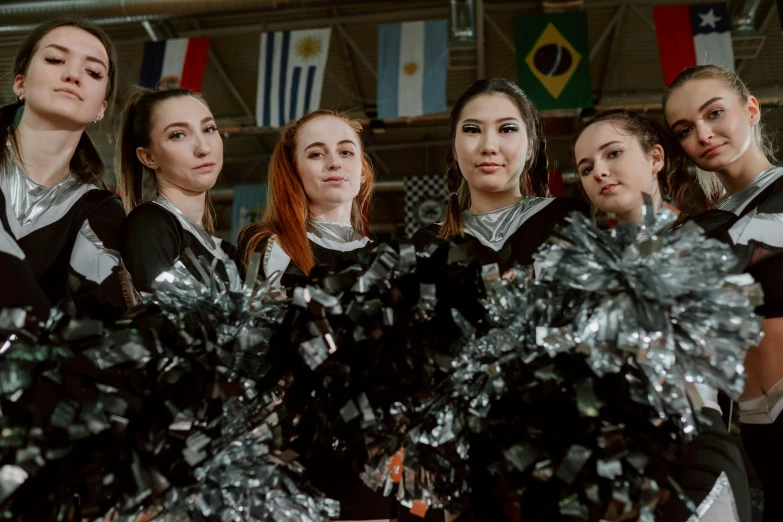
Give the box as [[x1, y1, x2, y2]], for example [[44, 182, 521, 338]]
[[403, 62, 419, 75], [295, 35, 323, 60]]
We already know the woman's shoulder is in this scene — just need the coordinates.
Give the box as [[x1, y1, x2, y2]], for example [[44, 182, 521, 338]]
[[123, 202, 180, 233]]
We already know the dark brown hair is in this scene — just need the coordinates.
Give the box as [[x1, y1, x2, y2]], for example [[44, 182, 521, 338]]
[[440, 78, 550, 239], [0, 17, 119, 187], [237, 109, 374, 275], [573, 109, 697, 215], [663, 65, 775, 203], [116, 87, 216, 233]]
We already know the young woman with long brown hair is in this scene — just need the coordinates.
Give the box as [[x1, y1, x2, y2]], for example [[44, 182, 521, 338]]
[[573, 108, 751, 522], [0, 17, 126, 320], [117, 87, 237, 293], [663, 64, 783, 522], [237, 109, 374, 289], [412, 78, 588, 273]]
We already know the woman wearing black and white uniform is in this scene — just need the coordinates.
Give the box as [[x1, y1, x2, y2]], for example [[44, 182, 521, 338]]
[[237, 110, 391, 522], [117, 87, 237, 293], [663, 65, 783, 522], [0, 18, 127, 320], [412, 79, 588, 276], [574, 108, 751, 522], [237, 109, 374, 291]]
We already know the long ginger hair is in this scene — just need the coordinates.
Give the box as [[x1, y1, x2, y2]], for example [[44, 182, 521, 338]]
[[238, 109, 374, 275]]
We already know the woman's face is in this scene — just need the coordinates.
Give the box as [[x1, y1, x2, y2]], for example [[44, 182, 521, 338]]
[[137, 96, 223, 195], [294, 115, 363, 217], [454, 93, 529, 200], [15, 25, 110, 128], [664, 78, 760, 172], [575, 121, 663, 220]]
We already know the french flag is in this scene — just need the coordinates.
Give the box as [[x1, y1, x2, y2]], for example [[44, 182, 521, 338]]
[[653, 4, 734, 86], [139, 37, 210, 92]]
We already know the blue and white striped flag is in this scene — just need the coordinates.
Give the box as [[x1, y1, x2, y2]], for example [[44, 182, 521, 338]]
[[255, 28, 332, 127], [377, 20, 448, 120]]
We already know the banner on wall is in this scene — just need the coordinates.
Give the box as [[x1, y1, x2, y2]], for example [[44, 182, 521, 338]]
[[139, 37, 210, 91], [513, 12, 592, 110], [255, 28, 332, 127], [231, 184, 267, 243], [377, 19, 448, 120], [403, 175, 447, 237], [653, 4, 734, 86]]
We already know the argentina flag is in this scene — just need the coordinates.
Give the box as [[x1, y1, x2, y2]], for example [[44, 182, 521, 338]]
[[255, 28, 332, 127], [377, 20, 448, 120]]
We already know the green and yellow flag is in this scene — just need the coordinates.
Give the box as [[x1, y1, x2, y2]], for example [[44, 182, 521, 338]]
[[514, 12, 592, 110]]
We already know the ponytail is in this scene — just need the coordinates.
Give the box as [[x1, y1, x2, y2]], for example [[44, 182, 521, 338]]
[[438, 149, 469, 239], [527, 113, 550, 197], [116, 87, 155, 214]]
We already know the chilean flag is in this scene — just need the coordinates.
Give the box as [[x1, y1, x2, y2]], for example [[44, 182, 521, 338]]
[[139, 37, 210, 92], [653, 4, 734, 86]]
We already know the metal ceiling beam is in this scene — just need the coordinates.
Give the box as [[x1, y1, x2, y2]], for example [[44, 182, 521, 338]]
[[476, 0, 486, 79], [590, 2, 627, 61], [0, 0, 279, 24], [332, 7, 369, 110], [484, 13, 514, 53]]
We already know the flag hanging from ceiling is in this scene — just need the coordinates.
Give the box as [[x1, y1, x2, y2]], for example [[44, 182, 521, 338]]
[[403, 175, 447, 237], [231, 184, 267, 243], [653, 4, 734, 86], [513, 12, 592, 110], [139, 37, 210, 91], [377, 19, 448, 120], [255, 28, 332, 127]]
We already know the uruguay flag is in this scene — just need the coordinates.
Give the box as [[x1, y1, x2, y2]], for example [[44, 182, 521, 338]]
[[653, 4, 734, 86], [139, 37, 210, 91], [377, 19, 448, 120], [255, 28, 332, 128]]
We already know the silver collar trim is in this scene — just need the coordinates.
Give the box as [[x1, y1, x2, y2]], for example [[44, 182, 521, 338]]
[[306, 219, 371, 252], [462, 197, 555, 251], [152, 199, 225, 260], [1, 143, 95, 238], [716, 166, 783, 215]]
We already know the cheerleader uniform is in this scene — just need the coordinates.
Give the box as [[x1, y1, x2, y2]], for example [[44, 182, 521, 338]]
[[250, 219, 395, 521], [706, 165, 783, 522], [260, 219, 373, 288], [412, 197, 589, 273], [0, 145, 126, 320], [0, 191, 49, 318], [120, 199, 238, 293]]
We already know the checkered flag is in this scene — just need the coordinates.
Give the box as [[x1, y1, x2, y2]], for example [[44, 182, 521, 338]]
[[404, 175, 448, 237]]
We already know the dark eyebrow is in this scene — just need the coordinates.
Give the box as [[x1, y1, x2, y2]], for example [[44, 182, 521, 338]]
[[669, 97, 724, 130], [576, 141, 621, 167], [162, 117, 213, 133], [305, 139, 356, 151], [461, 117, 520, 125], [44, 44, 107, 69]]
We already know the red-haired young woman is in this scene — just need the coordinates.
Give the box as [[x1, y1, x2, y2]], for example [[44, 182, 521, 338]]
[[238, 109, 374, 289]]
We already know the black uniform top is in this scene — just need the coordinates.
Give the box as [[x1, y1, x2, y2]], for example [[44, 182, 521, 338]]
[[688, 166, 783, 318], [0, 148, 126, 320], [259, 219, 374, 289], [412, 196, 590, 274], [250, 220, 394, 520], [121, 199, 239, 293], [0, 191, 49, 318]]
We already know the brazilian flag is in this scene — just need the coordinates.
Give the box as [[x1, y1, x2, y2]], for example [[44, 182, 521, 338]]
[[514, 12, 592, 110]]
